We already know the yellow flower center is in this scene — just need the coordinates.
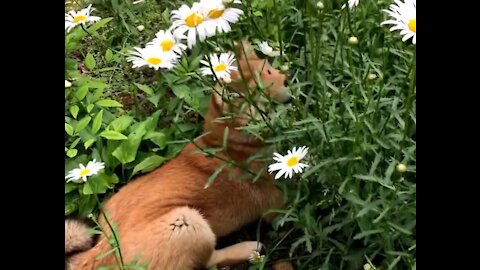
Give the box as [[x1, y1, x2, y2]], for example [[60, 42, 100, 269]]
[[79, 169, 91, 177], [208, 8, 225, 19], [408, 18, 416, 33], [147, 57, 162, 65], [185, 12, 203, 27], [160, 40, 175, 52], [214, 63, 227, 72], [286, 157, 299, 167], [73, 15, 88, 23]]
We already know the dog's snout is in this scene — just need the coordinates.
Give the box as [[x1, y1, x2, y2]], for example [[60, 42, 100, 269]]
[[283, 95, 293, 104]]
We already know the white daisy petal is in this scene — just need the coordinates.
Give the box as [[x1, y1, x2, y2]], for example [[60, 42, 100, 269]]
[[65, 4, 102, 32], [198, 0, 243, 36], [381, 0, 416, 44], [170, 3, 211, 49], [201, 52, 237, 82], [127, 45, 179, 70], [268, 146, 309, 180], [65, 160, 105, 183]]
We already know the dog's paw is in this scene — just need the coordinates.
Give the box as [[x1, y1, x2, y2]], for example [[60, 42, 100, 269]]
[[235, 241, 263, 261]]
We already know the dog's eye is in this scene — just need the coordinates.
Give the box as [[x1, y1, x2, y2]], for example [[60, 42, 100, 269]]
[[267, 69, 272, 75]]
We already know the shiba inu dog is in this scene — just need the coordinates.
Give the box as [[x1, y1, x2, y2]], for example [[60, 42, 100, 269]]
[[65, 40, 293, 270]]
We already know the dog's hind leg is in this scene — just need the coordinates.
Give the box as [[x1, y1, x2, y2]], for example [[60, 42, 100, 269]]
[[206, 241, 263, 268], [68, 206, 216, 270]]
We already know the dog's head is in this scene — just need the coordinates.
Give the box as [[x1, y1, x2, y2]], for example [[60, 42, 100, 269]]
[[229, 40, 291, 104], [203, 40, 291, 151], [210, 40, 291, 125]]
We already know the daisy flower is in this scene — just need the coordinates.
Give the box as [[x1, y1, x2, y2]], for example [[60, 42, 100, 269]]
[[200, 52, 237, 82], [258, 41, 281, 57], [127, 45, 179, 70], [171, 3, 213, 49], [199, 0, 244, 36], [223, 0, 242, 4], [147, 29, 187, 55], [268, 146, 309, 180], [66, 159, 105, 183], [348, 0, 359, 9], [248, 250, 265, 264], [381, 0, 416, 44], [65, 4, 101, 32]]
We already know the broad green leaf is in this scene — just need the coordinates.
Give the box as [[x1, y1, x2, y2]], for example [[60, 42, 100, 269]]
[[65, 183, 78, 194], [110, 115, 134, 132], [144, 131, 166, 148], [100, 130, 128, 140], [92, 110, 103, 134], [87, 104, 94, 113], [70, 105, 79, 119], [147, 93, 161, 107], [132, 155, 166, 175], [66, 149, 78, 158], [85, 53, 96, 70], [78, 195, 96, 217], [112, 125, 146, 164], [82, 173, 116, 195], [75, 116, 92, 132], [105, 49, 113, 63], [171, 85, 190, 99], [65, 123, 74, 136], [134, 82, 154, 95], [84, 138, 96, 149], [75, 85, 89, 101], [96, 99, 123, 107]]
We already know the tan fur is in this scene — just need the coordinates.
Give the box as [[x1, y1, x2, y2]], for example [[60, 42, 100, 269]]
[[66, 40, 293, 270], [65, 219, 93, 254]]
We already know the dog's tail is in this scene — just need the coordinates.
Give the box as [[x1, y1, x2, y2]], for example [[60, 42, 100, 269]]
[[65, 218, 93, 254]]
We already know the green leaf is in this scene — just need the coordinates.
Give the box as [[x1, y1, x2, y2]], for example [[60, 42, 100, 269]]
[[353, 229, 384, 240], [70, 137, 81, 149], [96, 99, 123, 107], [105, 49, 113, 63], [78, 195, 96, 217], [204, 163, 227, 189], [75, 85, 89, 101], [84, 138, 96, 149], [66, 149, 78, 158], [144, 131, 166, 148], [134, 83, 154, 95], [65, 123, 74, 136], [87, 17, 113, 33], [75, 116, 92, 132], [112, 125, 147, 164], [110, 115, 134, 132], [92, 110, 103, 134], [387, 222, 413, 235], [171, 85, 190, 99], [85, 53, 96, 70], [65, 183, 78, 194], [353, 174, 396, 190], [83, 177, 108, 195], [147, 93, 162, 107], [87, 104, 94, 113], [132, 155, 166, 175], [100, 130, 128, 140], [70, 105, 80, 119]]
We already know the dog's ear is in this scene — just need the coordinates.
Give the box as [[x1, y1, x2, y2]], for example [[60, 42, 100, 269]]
[[234, 39, 259, 60]]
